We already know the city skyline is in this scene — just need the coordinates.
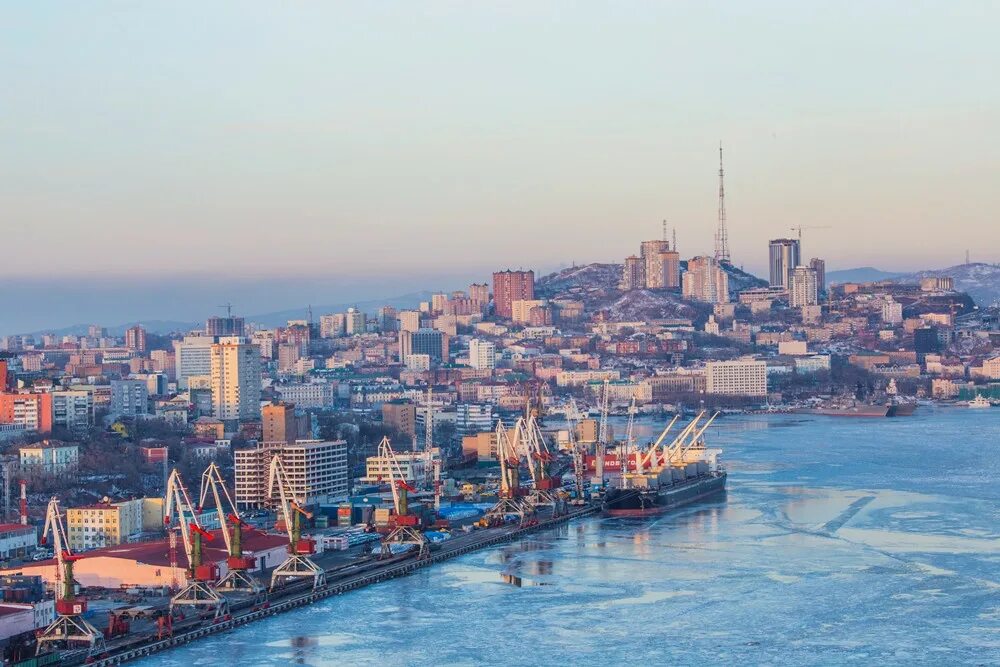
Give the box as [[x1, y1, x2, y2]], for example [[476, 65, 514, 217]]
[[3, 2, 999, 285]]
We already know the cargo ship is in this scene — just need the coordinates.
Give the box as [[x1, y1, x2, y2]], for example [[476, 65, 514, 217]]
[[602, 411, 726, 517], [795, 404, 890, 417]]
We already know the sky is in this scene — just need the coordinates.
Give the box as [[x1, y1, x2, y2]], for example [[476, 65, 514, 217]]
[[2, 2, 999, 331]]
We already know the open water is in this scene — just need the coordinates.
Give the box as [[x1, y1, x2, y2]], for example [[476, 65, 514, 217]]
[[142, 407, 999, 666]]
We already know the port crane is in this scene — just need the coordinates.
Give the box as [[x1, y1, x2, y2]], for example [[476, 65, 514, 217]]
[[165, 469, 229, 621], [35, 497, 107, 657], [481, 420, 533, 526], [377, 437, 429, 558], [616, 397, 638, 488], [521, 414, 561, 512], [593, 379, 611, 492], [564, 399, 587, 504], [198, 463, 264, 601], [268, 454, 326, 591]]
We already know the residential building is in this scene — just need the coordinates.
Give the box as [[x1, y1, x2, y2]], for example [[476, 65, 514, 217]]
[[319, 313, 346, 338], [65, 498, 145, 551], [882, 299, 904, 325], [769, 238, 800, 288], [492, 270, 535, 319], [362, 447, 438, 485], [809, 258, 826, 295], [210, 337, 262, 422], [51, 390, 93, 431], [263, 402, 298, 445], [124, 325, 147, 353], [0, 524, 37, 560], [640, 240, 670, 288], [469, 283, 490, 305], [383, 400, 417, 438], [275, 382, 336, 409], [789, 266, 819, 307], [456, 403, 493, 437], [397, 310, 421, 333], [345, 308, 366, 335], [110, 379, 149, 417], [468, 339, 496, 370], [510, 299, 547, 324], [660, 249, 681, 289], [19, 441, 79, 473], [705, 359, 768, 396], [682, 256, 729, 304], [621, 255, 645, 290], [0, 392, 52, 434]]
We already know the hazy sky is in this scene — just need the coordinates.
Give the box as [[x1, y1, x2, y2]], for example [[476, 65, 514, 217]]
[[3, 2, 999, 289]]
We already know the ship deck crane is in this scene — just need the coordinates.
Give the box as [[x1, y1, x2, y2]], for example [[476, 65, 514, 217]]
[[198, 463, 265, 601], [617, 397, 638, 489], [593, 379, 611, 493], [268, 454, 326, 591], [165, 469, 228, 621], [35, 497, 107, 658], [378, 437, 429, 559], [481, 420, 534, 526]]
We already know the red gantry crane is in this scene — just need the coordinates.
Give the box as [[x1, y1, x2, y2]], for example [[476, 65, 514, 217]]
[[35, 497, 107, 658], [268, 454, 325, 591], [377, 437, 429, 559], [198, 462, 265, 602], [164, 469, 229, 622]]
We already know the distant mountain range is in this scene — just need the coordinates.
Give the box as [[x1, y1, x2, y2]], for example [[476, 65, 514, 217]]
[[825, 267, 905, 284]]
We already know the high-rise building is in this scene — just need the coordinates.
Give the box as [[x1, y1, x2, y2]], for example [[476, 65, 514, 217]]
[[277, 344, 302, 373], [682, 256, 729, 304], [399, 328, 449, 364], [345, 308, 366, 335], [882, 299, 903, 325], [397, 310, 421, 333], [319, 313, 346, 338], [377, 306, 398, 332], [431, 293, 448, 314], [382, 400, 416, 438], [173, 335, 215, 389], [51, 390, 92, 431], [621, 256, 645, 290], [769, 239, 800, 288], [469, 283, 490, 305], [262, 402, 298, 445], [235, 439, 348, 509], [206, 316, 245, 337], [0, 360, 8, 392], [640, 240, 670, 288], [124, 325, 147, 353], [468, 339, 496, 370], [788, 266, 819, 307], [210, 337, 262, 422], [809, 258, 826, 295], [492, 270, 535, 319], [659, 250, 681, 289]]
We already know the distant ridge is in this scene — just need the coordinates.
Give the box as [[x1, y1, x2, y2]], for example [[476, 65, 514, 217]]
[[826, 267, 905, 284]]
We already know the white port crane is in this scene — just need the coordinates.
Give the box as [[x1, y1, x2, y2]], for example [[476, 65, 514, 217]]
[[198, 462, 264, 600], [594, 379, 610, 490], [377, 436, 429, 558], [165, 469, 228, 621], [268, 454, 325, 590], [481, 420, 533, 526], [35, 497, 106, 657], [565, 398, 587, 504]]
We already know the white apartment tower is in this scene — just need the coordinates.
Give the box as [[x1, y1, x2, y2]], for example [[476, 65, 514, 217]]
[[788, 266, 819, 307], [211, 336, 262, 422], [468, 339, 497, 370]]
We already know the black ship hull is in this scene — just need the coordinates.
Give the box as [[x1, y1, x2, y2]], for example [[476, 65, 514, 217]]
[[603, 472, 727, 517]]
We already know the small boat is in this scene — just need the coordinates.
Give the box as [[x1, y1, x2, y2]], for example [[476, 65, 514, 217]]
[[967, 395, 991, 409]]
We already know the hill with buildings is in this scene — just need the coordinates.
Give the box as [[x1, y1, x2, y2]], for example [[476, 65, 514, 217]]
[[893, 263, 1000, 307]]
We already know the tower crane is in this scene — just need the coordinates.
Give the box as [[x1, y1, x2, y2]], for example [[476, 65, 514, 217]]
[[789, 225, 831, 243], [268, 454, 325, 591], [198, 462, 264, 601], [377, 437, 429, 559], [165, 469, 228, 621], [35, 497, 106, 657], [481, 420, 533, 526]]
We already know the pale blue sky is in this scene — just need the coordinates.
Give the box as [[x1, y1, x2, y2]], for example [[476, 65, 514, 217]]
[[2, 1, 998, 290]]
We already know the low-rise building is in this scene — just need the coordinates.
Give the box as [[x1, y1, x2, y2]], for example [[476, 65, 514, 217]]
[[705, 359, 768, 396], [18, 441, 79, 474]]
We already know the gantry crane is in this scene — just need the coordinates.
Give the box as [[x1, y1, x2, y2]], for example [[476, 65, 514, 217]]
[[377, 437, 429, 558], [165, 469, 228, 621], [35, 497, 106, 657], [268, 454, 325, 591], [198, 463, 265, 602], [481, 420, 534, 526], [521, 414, 561, 512]]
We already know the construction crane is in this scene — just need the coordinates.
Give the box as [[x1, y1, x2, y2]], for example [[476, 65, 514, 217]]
[[198, 463, 264, 601], [565, 399, 587, 505], [35, 497, 106, 657], [377, 437, 429, 558], [268, 454, 325, 591], [789, 225, 831, 243], [164, 469, 228, 621]]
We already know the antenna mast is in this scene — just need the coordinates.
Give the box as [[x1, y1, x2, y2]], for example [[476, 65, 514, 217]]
[[714, 143, 730, 263]]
